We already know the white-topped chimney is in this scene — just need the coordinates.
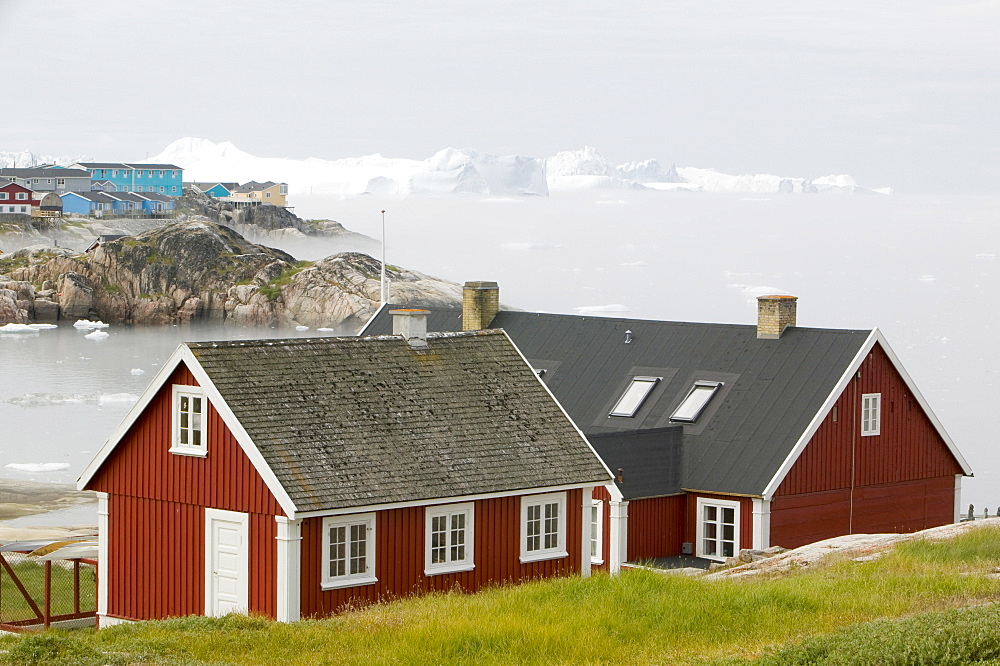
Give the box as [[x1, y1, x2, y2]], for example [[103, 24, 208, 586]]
[[392, 309, 429, 347]]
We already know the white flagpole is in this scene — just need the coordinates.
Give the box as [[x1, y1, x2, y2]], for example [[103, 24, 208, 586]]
[[380, 209, 387, 306]]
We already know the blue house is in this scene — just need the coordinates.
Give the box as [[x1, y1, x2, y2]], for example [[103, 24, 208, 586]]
[[188, 182, 238, 198], [72, 163, 183, 196], [60, 191, 115, 216], [103, 192, 146, 215], [135, 192, 175, 215]]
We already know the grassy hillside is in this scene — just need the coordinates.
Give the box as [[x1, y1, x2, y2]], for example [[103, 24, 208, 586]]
[[2, 526, 999, 666]]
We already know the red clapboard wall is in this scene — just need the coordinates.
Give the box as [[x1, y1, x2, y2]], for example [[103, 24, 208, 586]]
[[626, 495, 687, 561], [299, 490, 584, 617], [86, 364, 284, 620], [771, 342, 964, 549]]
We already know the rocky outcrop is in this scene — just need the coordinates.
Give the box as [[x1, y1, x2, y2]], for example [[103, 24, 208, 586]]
[[1, 221, 460, 329]]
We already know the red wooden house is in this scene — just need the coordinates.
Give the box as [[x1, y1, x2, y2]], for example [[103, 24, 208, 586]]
[[0, 182, 39, 214], [362, 284, 973, 570], [78, 311, 611, 626]]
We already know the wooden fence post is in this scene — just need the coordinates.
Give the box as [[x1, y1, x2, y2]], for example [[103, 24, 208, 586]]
[[43, 561, 51, 630]]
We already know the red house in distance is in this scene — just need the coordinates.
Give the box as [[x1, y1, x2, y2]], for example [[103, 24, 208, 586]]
[[78, 313, 611, 625], [0, 182, 39, 214]]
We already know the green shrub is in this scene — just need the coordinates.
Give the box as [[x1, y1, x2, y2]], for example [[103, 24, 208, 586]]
[[749, 604, 1000, 665], [0, 633, 118, 666]]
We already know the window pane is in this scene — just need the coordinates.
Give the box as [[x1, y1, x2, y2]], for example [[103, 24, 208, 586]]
[[722, 542, 735, 557], [671, 383, 721, 422], [610, 378, 659, 417], [704, 506, 716, 521], [722, 508, 735, 524]]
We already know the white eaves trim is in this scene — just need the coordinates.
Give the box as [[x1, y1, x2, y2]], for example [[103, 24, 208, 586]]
[[501, 329, 617, 485], [295, 481, 604, 519], [761, 328, 972, 500], [76, 344, 299, 518]]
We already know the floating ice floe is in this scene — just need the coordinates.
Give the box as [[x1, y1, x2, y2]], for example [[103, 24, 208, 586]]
[[130, 368, 145, 375], [73, 319, 110, 329], [0, 323, 41, 333], [29, 323, 58, 329], [84, 330, 109, 340], [5, 462, 72, 473], [316, 327, 334, 332], [296, 325, 309, 331], [3, 392, 139, 407], [99, 393, 140, 405], [574, 304, 631, 315]]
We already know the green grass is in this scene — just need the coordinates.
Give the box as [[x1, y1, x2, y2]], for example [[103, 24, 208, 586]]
[[1, 527, 999, 665], [258, 261, 314, 301]]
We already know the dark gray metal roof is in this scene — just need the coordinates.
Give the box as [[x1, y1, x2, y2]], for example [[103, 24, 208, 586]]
[[188, 330, 611, 513], [0, 168, 91, 178], [363, 307, 871, 497], [588, 428, 683, 500]]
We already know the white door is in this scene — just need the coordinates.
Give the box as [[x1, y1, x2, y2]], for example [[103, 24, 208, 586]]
[[205, 509, 249, 616]]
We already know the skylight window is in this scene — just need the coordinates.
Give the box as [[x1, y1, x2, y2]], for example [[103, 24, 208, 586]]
[[609, 376, 661, 417], [670, 381, 723, 422]]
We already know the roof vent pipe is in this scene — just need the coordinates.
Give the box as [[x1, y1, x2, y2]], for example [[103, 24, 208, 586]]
[[391, 309, 429, 347], [756, 295, 798, 339], [625, 330, 632, 344]]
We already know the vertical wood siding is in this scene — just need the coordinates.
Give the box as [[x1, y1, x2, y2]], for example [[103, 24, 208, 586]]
[[625, 495, 686, 561], [771, 343, 964, 549], [300, 489, 584, 617], [86, 364, 282, 620]]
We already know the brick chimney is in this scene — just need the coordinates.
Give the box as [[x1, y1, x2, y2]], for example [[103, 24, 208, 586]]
[[392, 309, 429, 347], [756, 295, 797, 339], [462, 281, 499, 331]]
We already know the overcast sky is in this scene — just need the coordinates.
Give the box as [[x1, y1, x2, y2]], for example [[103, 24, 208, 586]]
[[3, 0, 998, 193]]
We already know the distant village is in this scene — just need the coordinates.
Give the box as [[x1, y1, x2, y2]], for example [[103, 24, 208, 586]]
[[0, 162, 288, 218]]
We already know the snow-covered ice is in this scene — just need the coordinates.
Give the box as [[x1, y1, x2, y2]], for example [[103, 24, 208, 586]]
[[5, 463, 72, 473], [130, 368, 145, 375], [295, 325, 309, 331], [147, 138, 884, 199], [84, 330, 109, 340], [0, 323, 40, 333], [574, 304, 631, 315], [74, 320, 110, 329]]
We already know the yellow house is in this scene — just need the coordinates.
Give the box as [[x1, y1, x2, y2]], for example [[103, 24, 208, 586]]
[[229, 181, 288, 207]]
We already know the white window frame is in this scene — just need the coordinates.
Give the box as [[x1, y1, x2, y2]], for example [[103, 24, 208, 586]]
[[670, 381, 723, 422], [321, 513, 376, 589], [610, 376, 661, 417], [16, 192, 27, 200], [520, 492, 568, 563], [696, 497, 741, 561], [862, 393, 881, 436], [0, 193, 7, 200], [169, 385, 207, 457], [590, 499, 604, 565], [424, 502, 475, 575]]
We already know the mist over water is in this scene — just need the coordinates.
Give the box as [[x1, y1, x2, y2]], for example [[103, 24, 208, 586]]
[[297, 191, 999, 510], [1, 191, 996, 513]]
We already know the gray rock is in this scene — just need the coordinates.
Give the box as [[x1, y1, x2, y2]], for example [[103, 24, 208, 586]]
[[58, 272, 95, 319], [33, 299, 59, 323]]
